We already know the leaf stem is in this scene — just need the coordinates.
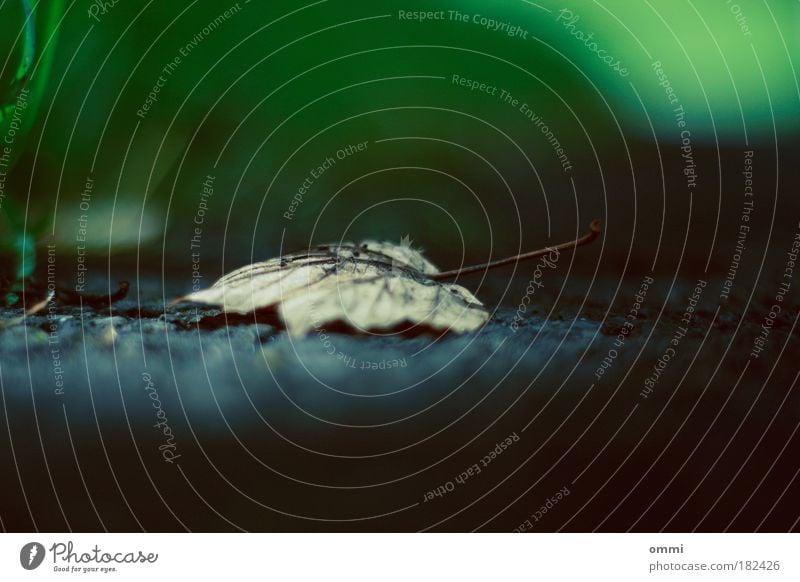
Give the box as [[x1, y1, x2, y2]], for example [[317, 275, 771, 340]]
[[431, 220, 601, 281]]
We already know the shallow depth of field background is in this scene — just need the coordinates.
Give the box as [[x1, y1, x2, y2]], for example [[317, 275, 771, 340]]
[[1, 1, 800, 532], [2, 0, 798, 292]]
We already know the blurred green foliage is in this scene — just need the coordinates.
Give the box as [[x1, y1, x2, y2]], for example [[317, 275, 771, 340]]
[[1, 0, 64, 297], [0, 0, 798, 287]]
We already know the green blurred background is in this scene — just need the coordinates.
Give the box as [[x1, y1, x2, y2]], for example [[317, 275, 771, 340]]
[[2, 0, 799, 299]]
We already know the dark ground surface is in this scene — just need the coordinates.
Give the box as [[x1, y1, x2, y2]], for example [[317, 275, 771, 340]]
[[1, 281, 799, 532]]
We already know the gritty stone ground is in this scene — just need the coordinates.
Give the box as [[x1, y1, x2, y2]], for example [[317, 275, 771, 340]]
[[1, 293, 798, 532]]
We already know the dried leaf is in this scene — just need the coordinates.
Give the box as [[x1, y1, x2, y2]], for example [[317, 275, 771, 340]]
[[0, 290, 53, 330], [176, 222, 601, 337], [177, 241, 489, 337]]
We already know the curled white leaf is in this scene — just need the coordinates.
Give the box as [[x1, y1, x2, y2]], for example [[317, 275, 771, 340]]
[[176, 221, 602, 337], [177, 241, 489, 337]]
